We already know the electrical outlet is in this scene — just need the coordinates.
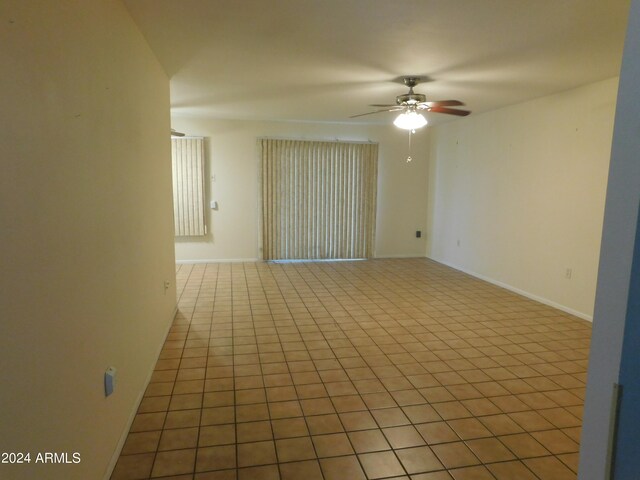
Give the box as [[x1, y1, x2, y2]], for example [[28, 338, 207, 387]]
[[164, 280, 171, 294], [565, 268, 572, 279], [416, 230, 422, 238]]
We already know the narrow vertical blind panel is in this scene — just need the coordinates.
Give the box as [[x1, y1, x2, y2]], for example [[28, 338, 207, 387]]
[[171, 137, 206, 237], [261, 139, 378, 260]]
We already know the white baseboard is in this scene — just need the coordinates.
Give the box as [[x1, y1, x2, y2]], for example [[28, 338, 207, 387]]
[[176, 258, 260, 264], [178, 255, 428, 263], [374, 254, 428, 259], [103, 305, 178, 480], [429, 257, 593, 322], [268, 258, 367, 263]]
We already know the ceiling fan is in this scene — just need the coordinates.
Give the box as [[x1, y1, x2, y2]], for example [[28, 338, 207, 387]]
[[351, 77, 470, 129]]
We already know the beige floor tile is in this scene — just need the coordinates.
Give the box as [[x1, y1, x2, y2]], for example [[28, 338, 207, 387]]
[[199, 424, 236, 447], [524, 455, 576, 480], [121, 431, 161, 455], [275, 436, 316, 462], [271, 417, 309, 439], [411, 472, 454, 480], [236, 420, 272, 443], [382, 425, 426, 448], [200, 406, 234, 426], [170, 393, 204, 410], [237, 464, 279, 480], [433, 401, 473, 420], [508, 411, 554, 431], [339, 410, 378, 431], [300, 397, 335, 416], [348, 428, 391, 453], [396, 445, 443, 474], [402, 404, 441, 423], [362, 391, 398, 410], [447, 418, 492, 440], [112, 259, 589, 480], [331, 394, 367, 412], [295, 383, 328, 399], [538, 407, 582, 428], [203, 391, 235, 407], [449, 465, 496, 480], [312, 432, 354, 457], [266, 385, 297, 402], [159, 427, 199, 450], [460, 398, 501, 417], [498, 432, 550, 458], [358, 450, 406, 479], [431, 442, 481, 469], [269, 400, 303, 419], [152, 449, 197, 477], [111, 453, 155, 480], [279, 460, 323, 480], [416, 421, 459, 445], [138, 396, 171, 413], [420, 386, 456, 403], [371, 407, 411, 427], [531, 429, 580, 454], [320, 455, 366, 480], [237, 440, 277, 467], [235, 403, 269, 423], [195, 445, 236, 472], [465, 438, 515, 463], [305, 413, 344, 434], [486, 460, 538, 480], [130, 412, 166, 432], [558, 452, 580, 473]]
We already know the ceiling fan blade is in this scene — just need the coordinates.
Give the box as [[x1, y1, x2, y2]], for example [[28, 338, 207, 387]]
[[423, 100, 465, 107], [350, 107, 404, 118], [428, 106, 471, 116], [369, 103, 399, 107]]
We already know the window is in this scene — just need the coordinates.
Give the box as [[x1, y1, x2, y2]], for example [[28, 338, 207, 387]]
[[171, 137, 206, 236]]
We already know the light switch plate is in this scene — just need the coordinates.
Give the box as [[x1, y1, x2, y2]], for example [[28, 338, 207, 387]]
[[105, 367, 117, 397]]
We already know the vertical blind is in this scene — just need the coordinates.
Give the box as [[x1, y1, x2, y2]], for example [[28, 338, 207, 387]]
[[261, 139, 378, 260], [171, 137, 206, 236]]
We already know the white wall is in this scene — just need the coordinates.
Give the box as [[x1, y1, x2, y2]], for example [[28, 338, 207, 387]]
[[171, 117, 430, 261], [580, 0, 640, 476], [0, 1, 176, 479], [426, 78, 618, 319]]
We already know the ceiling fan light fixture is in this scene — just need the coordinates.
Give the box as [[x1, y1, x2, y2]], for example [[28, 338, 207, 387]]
[[393, 111, 427, 130]]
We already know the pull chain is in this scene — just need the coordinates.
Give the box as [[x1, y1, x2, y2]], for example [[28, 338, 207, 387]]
[[406, 129, 415, 162]]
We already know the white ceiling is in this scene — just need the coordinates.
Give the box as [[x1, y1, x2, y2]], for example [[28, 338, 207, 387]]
[[124, 0, 630, 125]]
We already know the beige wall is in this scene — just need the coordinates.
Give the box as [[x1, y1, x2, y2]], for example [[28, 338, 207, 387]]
[[426, 78, 618, 319], [171, 118, 430, 261], [0, 1, 176, 479]]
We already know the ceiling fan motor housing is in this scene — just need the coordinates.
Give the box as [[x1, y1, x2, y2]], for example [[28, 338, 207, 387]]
[[396, 93, 427, 105]]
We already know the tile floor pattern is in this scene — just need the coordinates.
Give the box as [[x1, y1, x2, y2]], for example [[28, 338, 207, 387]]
[[111, 258, 590, 480]]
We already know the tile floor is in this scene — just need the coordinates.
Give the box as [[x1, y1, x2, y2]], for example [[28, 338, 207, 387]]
[[111, 258, 590, 480]]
